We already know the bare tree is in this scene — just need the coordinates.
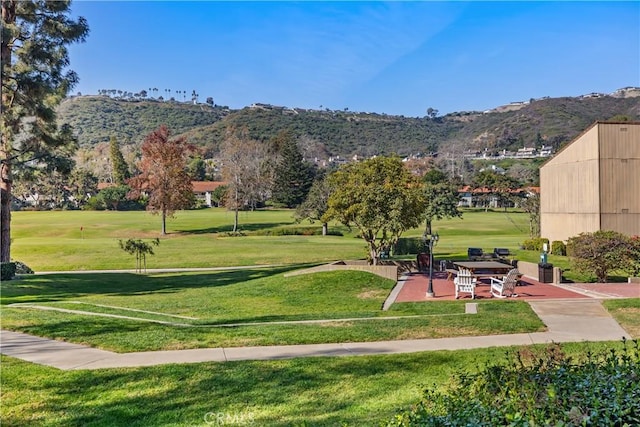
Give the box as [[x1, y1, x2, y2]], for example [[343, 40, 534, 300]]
[[219, 128, 270, 232]]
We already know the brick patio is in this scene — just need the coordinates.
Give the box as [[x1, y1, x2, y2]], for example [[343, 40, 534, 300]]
[[394, 271, 640, 302]]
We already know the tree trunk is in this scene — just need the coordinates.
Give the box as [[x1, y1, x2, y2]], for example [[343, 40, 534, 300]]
[[233, 187, 239, 232], [1, 1, 15, 263], [369, 243, 378, 266], [0, 185, 11, 263], [233, 207, 239, 232], [425, 218, 432, 236], [161, 210, 167, 235]]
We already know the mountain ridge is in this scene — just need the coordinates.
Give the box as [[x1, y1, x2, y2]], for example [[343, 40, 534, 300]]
[[57, 87, 640, 158]]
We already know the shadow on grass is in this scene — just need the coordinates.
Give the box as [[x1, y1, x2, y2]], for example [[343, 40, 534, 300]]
[[196, 311, 381, 326], [18, 318, 147, 339], [0, 264, 309, 304], [174, 221, 292, 235], [4, 347, 484, 426]]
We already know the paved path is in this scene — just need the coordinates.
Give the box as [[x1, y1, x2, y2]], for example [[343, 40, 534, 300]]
[[0, 299, 631, 370]]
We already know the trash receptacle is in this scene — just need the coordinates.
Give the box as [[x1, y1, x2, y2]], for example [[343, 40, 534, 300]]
[[538, 263, 553, 283], [417, 252, 430, 272]]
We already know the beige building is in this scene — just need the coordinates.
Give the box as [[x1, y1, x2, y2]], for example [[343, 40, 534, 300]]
[[540, 121, 640, 242]]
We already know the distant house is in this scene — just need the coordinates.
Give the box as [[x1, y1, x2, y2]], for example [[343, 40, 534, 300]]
[[192, 181, 226, 207], [95, 181, 226, 208], [539, 145, 553, 157], [515, 147, 537, 158], [457, 186, 537, 209], [540, 122, 640, 242], [480, 165, 506, 174]]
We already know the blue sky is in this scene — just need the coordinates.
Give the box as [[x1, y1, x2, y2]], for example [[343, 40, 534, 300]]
[[68, 1, 640, 117]]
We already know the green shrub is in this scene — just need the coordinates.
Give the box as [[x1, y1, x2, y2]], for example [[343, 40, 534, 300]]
[[522, 237, 549, 251], [1, 262, 16, 280], [567, 230, 633, 282], [631, 236, 640, 277], [82, 195, 105, 210], [387, 340, 640, 426], [253, 227, 342, 237], [394, 237, 424, 255], [551, 240, 566, 256]]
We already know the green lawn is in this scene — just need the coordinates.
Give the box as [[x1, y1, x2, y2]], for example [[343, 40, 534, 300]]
[[1, 268, 544, 351], [11, 208, 534, 271], [1, 341, 632, 427], [4, 208, 638, 426]]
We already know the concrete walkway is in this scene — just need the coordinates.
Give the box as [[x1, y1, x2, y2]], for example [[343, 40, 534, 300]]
[[0, 299, 631, 371]]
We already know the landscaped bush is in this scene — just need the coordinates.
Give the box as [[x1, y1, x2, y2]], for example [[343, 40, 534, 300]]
[[394, 237, 424, 255], [567, 230, 634, 282], [521, 237, 549, 251], [82, 195, 105, 210], [386, 340, 640, 426], [551, 240, 566, 256], [1, 262, 16, 280], [631, 236, 640, 277], [253, 227, 342, 237]]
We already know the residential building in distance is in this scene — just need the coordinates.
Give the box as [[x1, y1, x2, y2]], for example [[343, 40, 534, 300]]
[[540, 122, 640, 242], [192, 181, 226, 207]]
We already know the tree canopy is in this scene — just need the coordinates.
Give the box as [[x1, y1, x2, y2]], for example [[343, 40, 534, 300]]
[[219, 127, 270, 232], [109, 136, 130, 185], [270, 131, 315, 208], [127, 125, 195, 234], [1, 0, 89, 262], [566, 230, 636, 283], [422, 168, 462, 235], [471, 169, 521, 210], [295, 172, 331, 235], [323, 156, 425, 264]]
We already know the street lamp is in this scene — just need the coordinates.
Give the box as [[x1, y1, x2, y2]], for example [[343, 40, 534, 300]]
[[425, 231, 439, 297]]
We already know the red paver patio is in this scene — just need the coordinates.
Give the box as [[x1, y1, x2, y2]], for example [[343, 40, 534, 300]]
[[395, 271, 640, 302]]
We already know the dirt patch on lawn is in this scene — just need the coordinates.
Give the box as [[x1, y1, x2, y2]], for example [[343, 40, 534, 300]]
[[357, 289, 389, 300]]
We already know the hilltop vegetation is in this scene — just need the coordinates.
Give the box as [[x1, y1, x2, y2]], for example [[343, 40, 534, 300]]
[[446, 95, 640, 152], [57, 91, 640, 158], [57, 96, 230, 146]]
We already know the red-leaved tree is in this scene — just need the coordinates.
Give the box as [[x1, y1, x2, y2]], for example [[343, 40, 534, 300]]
[[127, 125, 195, 234]]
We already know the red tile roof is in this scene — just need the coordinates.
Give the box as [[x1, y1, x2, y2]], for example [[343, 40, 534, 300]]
[[192, 181, 227, 192]]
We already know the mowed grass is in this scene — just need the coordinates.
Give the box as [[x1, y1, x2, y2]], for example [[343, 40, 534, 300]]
[[11, 209, 364, 271], [5, 208, 638, 426], [0, 349, 523, 426], [2, 341, 632, 427], [0, 268, 544, 351], [11, 208, 533, 271]]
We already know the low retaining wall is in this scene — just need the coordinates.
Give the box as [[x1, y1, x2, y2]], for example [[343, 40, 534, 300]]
[[283, 260, 402, 282], [629, 277, 640, 284], [516, 260, 563, 284]]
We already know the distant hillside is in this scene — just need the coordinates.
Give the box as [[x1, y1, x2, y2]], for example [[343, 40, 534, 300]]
[[442, 95, 640, 153], [178, 107, 461, 157], [57, 90, 640, 157], [57, 95, 230, 146]]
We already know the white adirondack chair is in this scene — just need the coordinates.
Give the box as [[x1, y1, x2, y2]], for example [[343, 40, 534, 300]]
[[490, 268, 520, 298], [454, 268, 477, 299]]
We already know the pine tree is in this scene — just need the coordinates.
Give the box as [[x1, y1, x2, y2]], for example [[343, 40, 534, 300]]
[[109, 136, 130, 185], [271, 131, 315, 208], [1, 0, 89, 262]]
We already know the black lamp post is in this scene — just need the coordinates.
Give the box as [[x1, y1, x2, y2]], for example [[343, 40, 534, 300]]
[[426, 231, 439, 298]]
